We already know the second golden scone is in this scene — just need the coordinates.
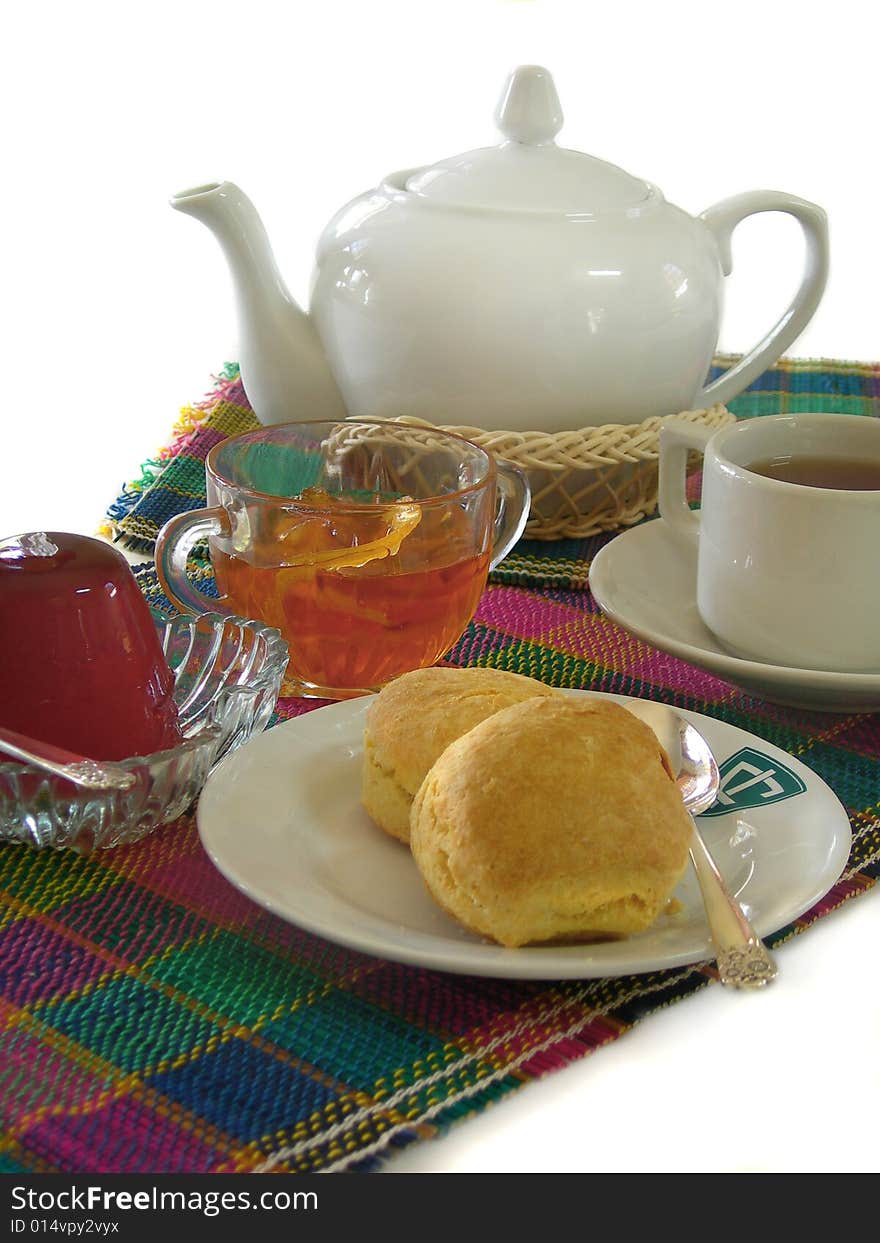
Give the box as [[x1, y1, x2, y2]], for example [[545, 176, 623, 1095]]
[[362, 666, 558, 842], [410, 696, 692, 947]]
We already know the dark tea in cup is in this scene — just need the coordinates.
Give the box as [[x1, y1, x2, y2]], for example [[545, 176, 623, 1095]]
[[745, 455, 880, 490]]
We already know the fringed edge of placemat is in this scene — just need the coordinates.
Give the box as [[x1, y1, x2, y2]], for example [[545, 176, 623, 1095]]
[[253, 832, 880, 1174], [99, 362, 247, 553]]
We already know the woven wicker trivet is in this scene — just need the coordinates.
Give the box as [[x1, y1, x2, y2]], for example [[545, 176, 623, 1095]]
[[391, 404, 734, 539]]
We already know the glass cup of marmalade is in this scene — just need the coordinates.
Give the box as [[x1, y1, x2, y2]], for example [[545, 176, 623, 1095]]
[[156, 421, 530, 699]]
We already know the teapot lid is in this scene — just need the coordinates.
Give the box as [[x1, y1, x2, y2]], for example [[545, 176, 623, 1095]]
[[403, 66, 653, 214]]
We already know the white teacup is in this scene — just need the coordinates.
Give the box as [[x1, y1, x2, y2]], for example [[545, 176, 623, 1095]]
[[657, 412, 880, 672]]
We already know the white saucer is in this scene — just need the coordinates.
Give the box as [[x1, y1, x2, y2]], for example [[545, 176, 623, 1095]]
[[589, 519, 880, 713]]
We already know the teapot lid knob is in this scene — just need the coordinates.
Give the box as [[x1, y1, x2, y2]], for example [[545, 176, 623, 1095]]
[[495, 65, 563, 145]]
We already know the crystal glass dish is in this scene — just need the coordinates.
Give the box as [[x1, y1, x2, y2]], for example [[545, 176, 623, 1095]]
[[0, 613, 288, 851]]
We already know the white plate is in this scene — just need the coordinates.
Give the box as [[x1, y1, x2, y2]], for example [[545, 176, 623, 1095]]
[[589, 518, 880, 713], [197, 691, 851, 979]]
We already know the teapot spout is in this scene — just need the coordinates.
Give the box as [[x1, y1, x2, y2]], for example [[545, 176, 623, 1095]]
[[171, 181, 348, 424]]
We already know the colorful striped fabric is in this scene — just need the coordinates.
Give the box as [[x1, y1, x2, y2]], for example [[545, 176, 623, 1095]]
[[1, 358, 878, 1174]]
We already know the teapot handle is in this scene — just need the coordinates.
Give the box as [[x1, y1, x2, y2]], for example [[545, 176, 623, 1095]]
[[697, 191, 829, 408]]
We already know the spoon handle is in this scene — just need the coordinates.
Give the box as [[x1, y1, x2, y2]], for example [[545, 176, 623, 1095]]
[[0, 726, 136, 792], [688, 820, 778, 989]]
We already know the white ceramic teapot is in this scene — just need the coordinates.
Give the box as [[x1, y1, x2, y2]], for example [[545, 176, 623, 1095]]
[[172, 65, 828, 433]]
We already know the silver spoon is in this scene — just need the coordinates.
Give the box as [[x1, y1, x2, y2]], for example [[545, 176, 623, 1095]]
[[676, 715, 778, 989], [0, 725, 137, 792]]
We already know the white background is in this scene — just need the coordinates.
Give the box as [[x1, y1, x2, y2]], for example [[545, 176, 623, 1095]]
[[3, 0, 878, 1173], [3, 0, 878, 537]]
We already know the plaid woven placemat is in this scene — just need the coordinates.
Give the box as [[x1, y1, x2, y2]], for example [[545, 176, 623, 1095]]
[[1, 358, 879, 1175]]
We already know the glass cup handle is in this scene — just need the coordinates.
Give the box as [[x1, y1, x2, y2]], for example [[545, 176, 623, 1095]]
[[490, 461, 531, 570], [155, 506, 231, 616], [657, 420, 715, 545]]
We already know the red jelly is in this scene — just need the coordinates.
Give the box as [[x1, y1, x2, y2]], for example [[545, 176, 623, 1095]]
[[0, 532, 182, 761]]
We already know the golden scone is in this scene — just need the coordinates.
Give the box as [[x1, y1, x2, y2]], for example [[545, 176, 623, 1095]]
[[362, 666, 558, 842], [410, 696, 692, 947]]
